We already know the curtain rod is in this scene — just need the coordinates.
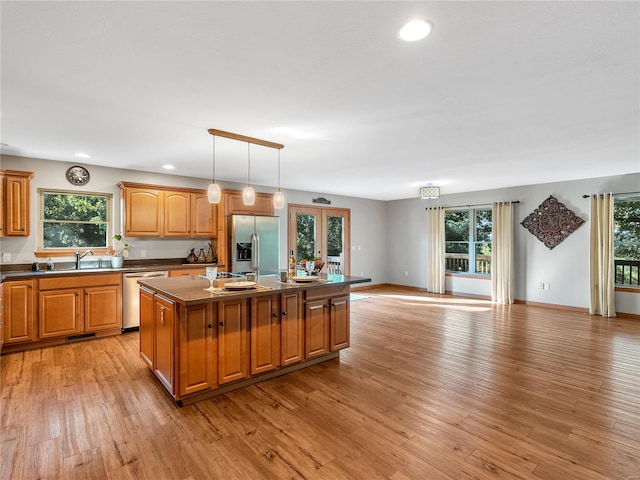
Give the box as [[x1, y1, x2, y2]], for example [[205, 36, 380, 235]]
[[426, 200, 520, 210], [582, 191, 638, 198]]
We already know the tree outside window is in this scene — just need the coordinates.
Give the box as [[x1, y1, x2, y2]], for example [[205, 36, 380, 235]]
[[445, 209, 492, 274], [41, 190, 112, 249], [613, 197, 640, 286]]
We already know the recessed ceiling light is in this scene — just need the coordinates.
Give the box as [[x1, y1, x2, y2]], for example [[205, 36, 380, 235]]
[[75, 152, 90, 158], [399, 19, 432, 42], [162, 164, 175, 170]]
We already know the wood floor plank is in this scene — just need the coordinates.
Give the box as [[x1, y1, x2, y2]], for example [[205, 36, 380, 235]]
[[2, 285, 639, 479]]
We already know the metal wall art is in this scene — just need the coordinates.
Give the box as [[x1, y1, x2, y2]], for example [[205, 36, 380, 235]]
[[521, 195, 584, 249]]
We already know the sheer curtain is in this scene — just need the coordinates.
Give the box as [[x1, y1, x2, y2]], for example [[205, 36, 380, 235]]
[[426, 207, 445, 294], [589, 193, 616, 317], [491, 202, 514, 304]]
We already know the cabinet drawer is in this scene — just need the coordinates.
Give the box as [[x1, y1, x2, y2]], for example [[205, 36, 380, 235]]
[[39, 273, 122, 290], [305, 285, 350, 301], [169, 268, 206, 277]]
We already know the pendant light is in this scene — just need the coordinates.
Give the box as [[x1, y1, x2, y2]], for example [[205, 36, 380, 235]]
[[273, 148, 285, 209], [242, 142, 255, 205], [207, 134, 221, 203]]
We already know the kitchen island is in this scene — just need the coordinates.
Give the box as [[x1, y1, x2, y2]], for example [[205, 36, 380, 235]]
[[137, 273, 370, 405]]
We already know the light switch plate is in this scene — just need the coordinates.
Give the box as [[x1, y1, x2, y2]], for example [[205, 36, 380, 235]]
[[2, 253, 11, 262]]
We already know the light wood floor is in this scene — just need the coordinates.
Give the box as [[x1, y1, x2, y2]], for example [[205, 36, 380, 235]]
[[2, 286, 639, 479]]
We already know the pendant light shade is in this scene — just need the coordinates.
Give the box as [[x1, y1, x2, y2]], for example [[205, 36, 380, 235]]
[[243, 142, 255, 206], [273, 149, 285, 209], [207, 135, 221, 203]]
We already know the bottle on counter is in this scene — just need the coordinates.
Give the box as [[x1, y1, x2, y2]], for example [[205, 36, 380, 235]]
[[288, 250, 296, 278], [46, 257, 55, 271]]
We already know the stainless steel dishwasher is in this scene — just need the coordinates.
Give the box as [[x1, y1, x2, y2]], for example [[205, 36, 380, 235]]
[[122, 271, 168, 331]]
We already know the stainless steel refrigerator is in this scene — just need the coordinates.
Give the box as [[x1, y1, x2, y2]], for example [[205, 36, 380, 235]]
[[228, 215, 280, 275]]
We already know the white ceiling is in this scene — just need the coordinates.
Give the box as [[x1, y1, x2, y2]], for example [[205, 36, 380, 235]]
[[1, 1, 638, 201]]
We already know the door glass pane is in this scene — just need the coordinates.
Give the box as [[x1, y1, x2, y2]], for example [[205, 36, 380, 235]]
[[296, 213, 317, 262], [326, 215, 344, 274]]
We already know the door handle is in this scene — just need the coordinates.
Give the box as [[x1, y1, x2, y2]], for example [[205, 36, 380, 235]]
[[207, 324, 213, 329], [282, 311, 287, 316], [219, 321, 225, 326]]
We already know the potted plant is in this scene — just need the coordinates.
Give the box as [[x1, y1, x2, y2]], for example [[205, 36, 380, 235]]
[[108, 234, 132, 268]]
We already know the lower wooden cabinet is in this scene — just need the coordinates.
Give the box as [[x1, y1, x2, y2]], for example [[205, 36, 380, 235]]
[[179, 303, 217, 396], [154, 294, 175, 393], [329, 295, 350, 351], [280, 291, 304, 366], [218, 298, 248, 384], [139, 286, 350, 404], [250, 295, 280, 375], [305, 299, 330, 358], [39, 274, 122, 339], [139, 287, 154, 368], [2, 279, 36, 344], [39, 288, 83, 338], [305, 285, 351, 358]]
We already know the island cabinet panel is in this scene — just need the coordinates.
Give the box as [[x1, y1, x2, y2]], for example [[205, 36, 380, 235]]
[[250, 295, 280, 375], [39, 288, 84, 338], [305, 299, 330, 358], [179, 303, 217, 396], [280, 291, 304, 366], [154, 294, 175, 394], [217, 298, 248, 384], [330, 295, 350, 351], [123, 188, 164, 237], [139, 287, 154, 368], [164, 191, 191, 237], [3, 280, 36, 344]]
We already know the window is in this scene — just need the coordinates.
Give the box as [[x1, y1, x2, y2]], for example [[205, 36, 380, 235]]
[[445, 208, 492, 274], [39, 189, 112, 252], [613, 196, 640, 286]]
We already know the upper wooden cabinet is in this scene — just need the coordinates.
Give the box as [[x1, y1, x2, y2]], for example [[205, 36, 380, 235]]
[[222, 190, 274, 216], [118, 182, 217, 238], [0, 169, 34, 237]]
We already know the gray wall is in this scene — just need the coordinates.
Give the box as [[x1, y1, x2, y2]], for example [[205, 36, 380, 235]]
[[0, 155, 388, 284], [386, 172, 640, 314], [1, 154, 637, 313]]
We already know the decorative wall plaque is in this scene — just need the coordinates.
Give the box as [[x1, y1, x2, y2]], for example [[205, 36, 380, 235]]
[[520, 195, 584, 249]]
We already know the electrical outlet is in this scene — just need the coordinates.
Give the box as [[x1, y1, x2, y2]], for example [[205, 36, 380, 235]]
[[140, 249, 147, 258], [546, 283, 551, 290], [2, 253, 10, 262], [404, 271, 409, 276], [539, 282, 545, 290], [360, 271, 364, 276]]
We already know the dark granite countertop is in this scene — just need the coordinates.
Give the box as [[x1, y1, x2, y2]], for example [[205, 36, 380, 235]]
[[137, 273, 371, 305]]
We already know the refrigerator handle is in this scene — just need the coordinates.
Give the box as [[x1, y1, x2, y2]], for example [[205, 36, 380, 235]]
[[251, 232, 259, 272]]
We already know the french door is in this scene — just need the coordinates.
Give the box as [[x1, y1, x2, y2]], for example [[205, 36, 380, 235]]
[[288, 205, 350, 275]]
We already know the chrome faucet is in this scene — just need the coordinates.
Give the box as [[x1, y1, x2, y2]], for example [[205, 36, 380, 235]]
[[76, 249, 93, 269]]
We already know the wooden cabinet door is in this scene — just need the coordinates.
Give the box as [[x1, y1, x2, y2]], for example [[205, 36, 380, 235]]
[[85, 284, 121, 331], [280, 291, 304, 366], [139, 287, 154, 369], [224, 190, 274, 216], [3, 280, 36, 344], [179, 303, 217, 396], [192, 193, 217, 237], [0, 173, 4, 238], [305, 299, 330, 358], [123, 188, 163, 236], [218, 298, 248, 384], [154, 295, 175, 394], [330, 295, 350, 351], [39, 288, 83, 338], [250, 295, 280, 375], [169, 268, 206, 278], [5, 175, 29, 236], [164, 191, 191, 237]]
